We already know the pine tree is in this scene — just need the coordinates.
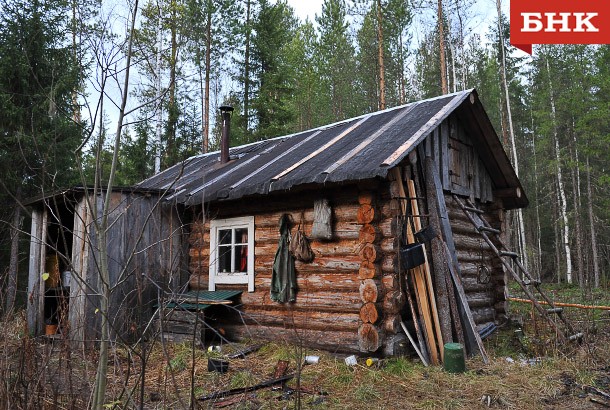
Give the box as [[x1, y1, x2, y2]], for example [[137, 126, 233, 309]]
[[316, 0, 359, 123], [249, 0, 297, 140], [0, 0, 82, 312]]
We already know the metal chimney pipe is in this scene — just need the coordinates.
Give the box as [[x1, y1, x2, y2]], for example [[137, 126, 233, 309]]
[[219, 105, 234, 164]]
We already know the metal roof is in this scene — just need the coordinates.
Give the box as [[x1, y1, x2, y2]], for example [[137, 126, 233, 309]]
[[137, 90, 528, 209]]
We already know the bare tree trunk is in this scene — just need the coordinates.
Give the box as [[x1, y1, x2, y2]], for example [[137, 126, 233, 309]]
[[438, 0, 447, 94], [91, 1, 139, 406], [203, 8, 211, 153], [586, 156, 600, 287], [243, 0, 251, 134], [496, 0, 528, 270], [71, 0, 81, 124], [5, 189, 22, 314], [154, 0, 163, 174], [376, 0, 386, 109], [166, 0, 178, 165], [530, 114, 542, 279], [545, 53, 572, 284], [455, 0, 466, 89], [570, 150, 583, 285], [571, 124, 583, 285], [399, 31, 406, 104]]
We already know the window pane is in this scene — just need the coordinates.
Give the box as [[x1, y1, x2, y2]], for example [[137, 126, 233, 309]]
[[219, 229, 232, 245], [218, 245, 232, 273], [235, 228, 248, 244], [234, 244, 248, 272]]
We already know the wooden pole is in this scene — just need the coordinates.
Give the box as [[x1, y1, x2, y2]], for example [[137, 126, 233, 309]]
[[507, 297, 610, 311], [392, 168, 440, 365], [424, 156, 478, 355], [407, 179, 445, 361]]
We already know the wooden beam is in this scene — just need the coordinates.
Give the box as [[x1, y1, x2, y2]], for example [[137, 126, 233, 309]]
[[424, 156, 478, 355], [324, 104, 416, 174], [407, 178, 445, 362], [392, 167, 440, 365], [273, 115, 371, 181]]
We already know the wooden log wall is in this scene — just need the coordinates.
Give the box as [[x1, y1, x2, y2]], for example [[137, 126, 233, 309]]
[[445, 192, 507, 326], [188, 185, 398, 353], [357, 191, 383, 352]]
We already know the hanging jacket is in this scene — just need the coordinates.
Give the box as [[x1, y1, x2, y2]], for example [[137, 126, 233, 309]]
[[270, 214, 297, 303]]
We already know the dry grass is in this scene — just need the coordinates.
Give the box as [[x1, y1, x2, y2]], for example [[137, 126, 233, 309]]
[[1, 285, 609, 409]]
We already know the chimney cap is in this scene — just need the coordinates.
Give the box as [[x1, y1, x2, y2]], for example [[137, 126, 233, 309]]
[[219, 105, 234, 114]]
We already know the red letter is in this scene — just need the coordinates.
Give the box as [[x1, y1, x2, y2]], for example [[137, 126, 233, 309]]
[[522, 13, 543, 32], [573, 12, 599, 32]]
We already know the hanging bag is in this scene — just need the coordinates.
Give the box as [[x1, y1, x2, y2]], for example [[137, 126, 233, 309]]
[[311, 199, 332, 240], [290, 214, 315, 263]]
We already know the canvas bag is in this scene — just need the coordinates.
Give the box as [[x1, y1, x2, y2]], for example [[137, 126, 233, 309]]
[[311, 199, 332, 240], [289, 216, 315, 263]]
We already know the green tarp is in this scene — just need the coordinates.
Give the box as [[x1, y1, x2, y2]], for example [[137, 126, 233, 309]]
[[270, 214, 296, 303]]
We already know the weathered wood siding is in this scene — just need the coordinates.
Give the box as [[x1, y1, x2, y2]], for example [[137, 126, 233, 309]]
[[423, 114, 494, 203], [76, 192, 185, 345], [28, 191, 186, 345], [418, 114, 507, 327]]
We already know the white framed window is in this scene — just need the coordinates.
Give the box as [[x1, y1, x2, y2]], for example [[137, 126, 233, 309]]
[[209, 216, 255, 292]]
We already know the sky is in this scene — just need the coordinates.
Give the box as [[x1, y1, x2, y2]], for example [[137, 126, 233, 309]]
[[288, 0, 323, 22]]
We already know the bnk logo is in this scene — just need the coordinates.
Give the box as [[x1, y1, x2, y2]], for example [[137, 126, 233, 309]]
[[510, 0, 610, 54], [521, 13, 599, 33]]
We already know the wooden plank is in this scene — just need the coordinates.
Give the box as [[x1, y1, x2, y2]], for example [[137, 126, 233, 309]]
[[433, 128, 440, 167], [324, 104, 416, 174], [27, 209, 42, 336], [392, 168, 439, 365], [407, 178, 446, 361], [424, 132, 432, 156], [391, 168, 431, 364], [440, 119, 450, 190], [382, 93, 467, 167], [425, 156, 478, 355], [273, 115, 371, 181]]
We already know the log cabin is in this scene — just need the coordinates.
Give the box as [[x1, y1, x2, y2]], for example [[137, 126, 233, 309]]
[[134, 89, 528, 354], [25, 89, 527, 355]]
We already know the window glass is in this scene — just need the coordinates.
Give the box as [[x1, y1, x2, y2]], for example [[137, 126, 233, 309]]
[[219, 229, 232, 245], [218, 245, 232, 273]]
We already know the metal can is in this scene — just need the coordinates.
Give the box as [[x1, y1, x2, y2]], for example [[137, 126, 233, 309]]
[[304, 355, 320, 364], [344, 355, 357, 366]]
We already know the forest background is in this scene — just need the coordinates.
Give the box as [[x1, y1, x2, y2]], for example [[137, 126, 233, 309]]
[[0, 0, 609, 316]]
